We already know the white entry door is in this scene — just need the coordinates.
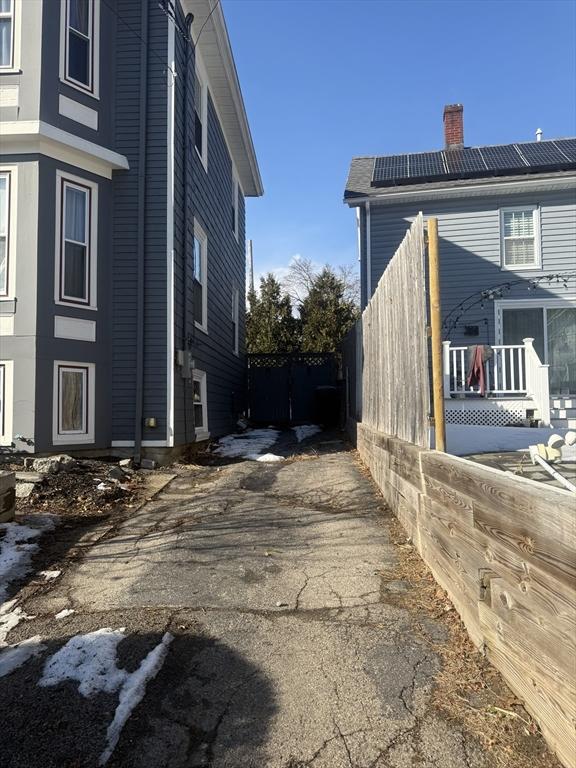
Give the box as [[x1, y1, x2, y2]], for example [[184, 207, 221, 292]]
[[496, 299, 576, 395]]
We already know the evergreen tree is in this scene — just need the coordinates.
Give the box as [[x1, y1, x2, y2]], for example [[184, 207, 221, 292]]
[[299, 268, 358, 352], [246, 274, 300, 353]]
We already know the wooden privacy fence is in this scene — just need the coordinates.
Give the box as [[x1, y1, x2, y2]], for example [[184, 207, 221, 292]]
[[361, 213, 430, 447], [357, 423, 576, 768]]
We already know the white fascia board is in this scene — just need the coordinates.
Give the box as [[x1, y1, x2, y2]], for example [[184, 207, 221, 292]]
[[344, 173, 576, 207], [0, 121, 129, 179]]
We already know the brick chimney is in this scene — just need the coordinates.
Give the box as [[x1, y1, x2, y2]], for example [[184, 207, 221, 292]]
[[443, 104, 464, 148]]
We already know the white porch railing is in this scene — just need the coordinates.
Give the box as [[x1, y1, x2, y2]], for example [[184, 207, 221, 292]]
[[442, 337, 551, 424]]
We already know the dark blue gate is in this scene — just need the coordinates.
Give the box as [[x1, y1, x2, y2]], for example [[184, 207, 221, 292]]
[[247, 353, 339, 425]]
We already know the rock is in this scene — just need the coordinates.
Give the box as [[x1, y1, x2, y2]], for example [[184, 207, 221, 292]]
[[15, 483, 36, 499], [119, 458, 133, 468], [32, 455, 76, 474], [107, 466, 127, 481], [0, 471, 16, 522], [140, 459, 156, 470]]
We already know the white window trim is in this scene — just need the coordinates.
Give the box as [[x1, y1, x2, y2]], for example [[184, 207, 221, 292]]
[[59, 0, 100, 99], [53, 361, 95, 444], [193, 369, 209, 441], [0, 164, 17, 300], [193, 219, 208, 334], [194, 51, 208, 172], [232, 166, 239, 241], [500, 205, 541, 271], [55, 170, 98, 310], [0, 360, 13, 446], [232, 287, 239, 356], [0, 0, 21, 73]]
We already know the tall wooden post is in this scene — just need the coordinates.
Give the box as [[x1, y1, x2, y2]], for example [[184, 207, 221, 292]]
[[427, 218, 446, 452]]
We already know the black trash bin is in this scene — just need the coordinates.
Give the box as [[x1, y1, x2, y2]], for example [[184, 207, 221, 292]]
[[314, 385, 339, 427]]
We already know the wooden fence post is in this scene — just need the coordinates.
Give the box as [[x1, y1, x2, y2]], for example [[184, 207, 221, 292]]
[[427, 218, 446, 452]]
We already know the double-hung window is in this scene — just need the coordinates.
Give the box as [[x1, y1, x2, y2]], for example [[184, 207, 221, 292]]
[[231, 288, 239, 355], [0, 171, 9, 297], [53, 362, 95, 444], [61, 0, 99, 96], [193, 221, 207, 332], [56, 172, 97, 308], [193, 370, 208, 439], [500, 206, 541, 269], [0, 0, 14, 69]]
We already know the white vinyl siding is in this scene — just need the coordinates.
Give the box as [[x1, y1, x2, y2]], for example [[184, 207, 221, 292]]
[[60, 0, 100, 97], [55, 171, 98, 309], [500, 206, 541, 269], [193, 370, 208, 440], [53, 362, 95, 444], [193, 220, 208, 333]]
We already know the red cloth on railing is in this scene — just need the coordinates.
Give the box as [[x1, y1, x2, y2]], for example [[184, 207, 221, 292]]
[[466, 345, 487, 396]]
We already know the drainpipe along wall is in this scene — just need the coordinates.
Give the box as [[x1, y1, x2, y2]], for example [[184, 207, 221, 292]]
[[133, 0, 149, 464]]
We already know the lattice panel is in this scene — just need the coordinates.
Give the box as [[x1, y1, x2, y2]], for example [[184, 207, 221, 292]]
[[445, 406, 527, 426]]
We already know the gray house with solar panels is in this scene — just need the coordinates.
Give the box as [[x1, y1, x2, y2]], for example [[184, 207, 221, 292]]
[[0, 0, 262, 461], [344, 105, 576, 429]]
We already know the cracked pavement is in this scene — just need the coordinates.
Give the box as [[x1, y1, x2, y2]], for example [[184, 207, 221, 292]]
[[2, 435, 503, 767]]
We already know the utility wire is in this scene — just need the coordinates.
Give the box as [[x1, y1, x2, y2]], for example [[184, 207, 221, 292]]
[[101, 0, 176, 79], [193, 0, 221, 45]]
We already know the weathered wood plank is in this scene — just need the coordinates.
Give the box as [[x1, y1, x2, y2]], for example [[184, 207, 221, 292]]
[[361, 215, 429, 448], [479, 602, 576, 768]]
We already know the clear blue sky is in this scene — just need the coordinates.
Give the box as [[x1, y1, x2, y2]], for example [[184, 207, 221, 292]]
[[224, 0, 576, 283]]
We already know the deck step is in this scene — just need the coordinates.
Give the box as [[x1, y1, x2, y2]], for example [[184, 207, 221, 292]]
[[550, 408, 576, 419], [551, 398, 575, 409]]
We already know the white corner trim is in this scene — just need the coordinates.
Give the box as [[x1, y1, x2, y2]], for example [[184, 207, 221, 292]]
[[0, 360, 14, 445], [166, 21, 176, 448], [0, 121, 129, 179], [54, 315, 96, 342], [366, 201, 372, 299], [59, 95, 99, 130]]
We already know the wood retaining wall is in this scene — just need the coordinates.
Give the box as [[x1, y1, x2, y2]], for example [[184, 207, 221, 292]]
[[356, 422, 576, 768]]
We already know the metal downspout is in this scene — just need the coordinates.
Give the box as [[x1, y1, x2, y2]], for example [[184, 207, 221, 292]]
[[134, 0, 149, 465]]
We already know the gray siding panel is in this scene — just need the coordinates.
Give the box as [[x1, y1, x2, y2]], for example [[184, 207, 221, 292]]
[[111, 0, 168, 442], [173, 2, 247, 443], [366, 190, 576, 346]]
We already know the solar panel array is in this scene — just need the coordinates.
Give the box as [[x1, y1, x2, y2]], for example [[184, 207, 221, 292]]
[[371, 139, 576, 187]]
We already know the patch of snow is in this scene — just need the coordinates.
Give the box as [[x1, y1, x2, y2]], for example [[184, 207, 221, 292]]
[[249, 453, 284, 463], [98, 632, 173, 765], [39, 627, 128, 697], [0, 600, 34, 646], [55, 608, 75, 620], [0, 515, 57, 602], [39, 626, 174, 765], [96, 482, 110, 491], [0, 636, 45, 678], [38, 570, 61, 581], [214, 428, 281, 460], [441, 424, 576, 457], [292, 425, 321, 443]]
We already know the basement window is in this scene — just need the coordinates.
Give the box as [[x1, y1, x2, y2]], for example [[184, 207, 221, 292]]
[[53, 362, 95, 444], [193, 370, 208, 440], [500, 207, 541, 270]]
